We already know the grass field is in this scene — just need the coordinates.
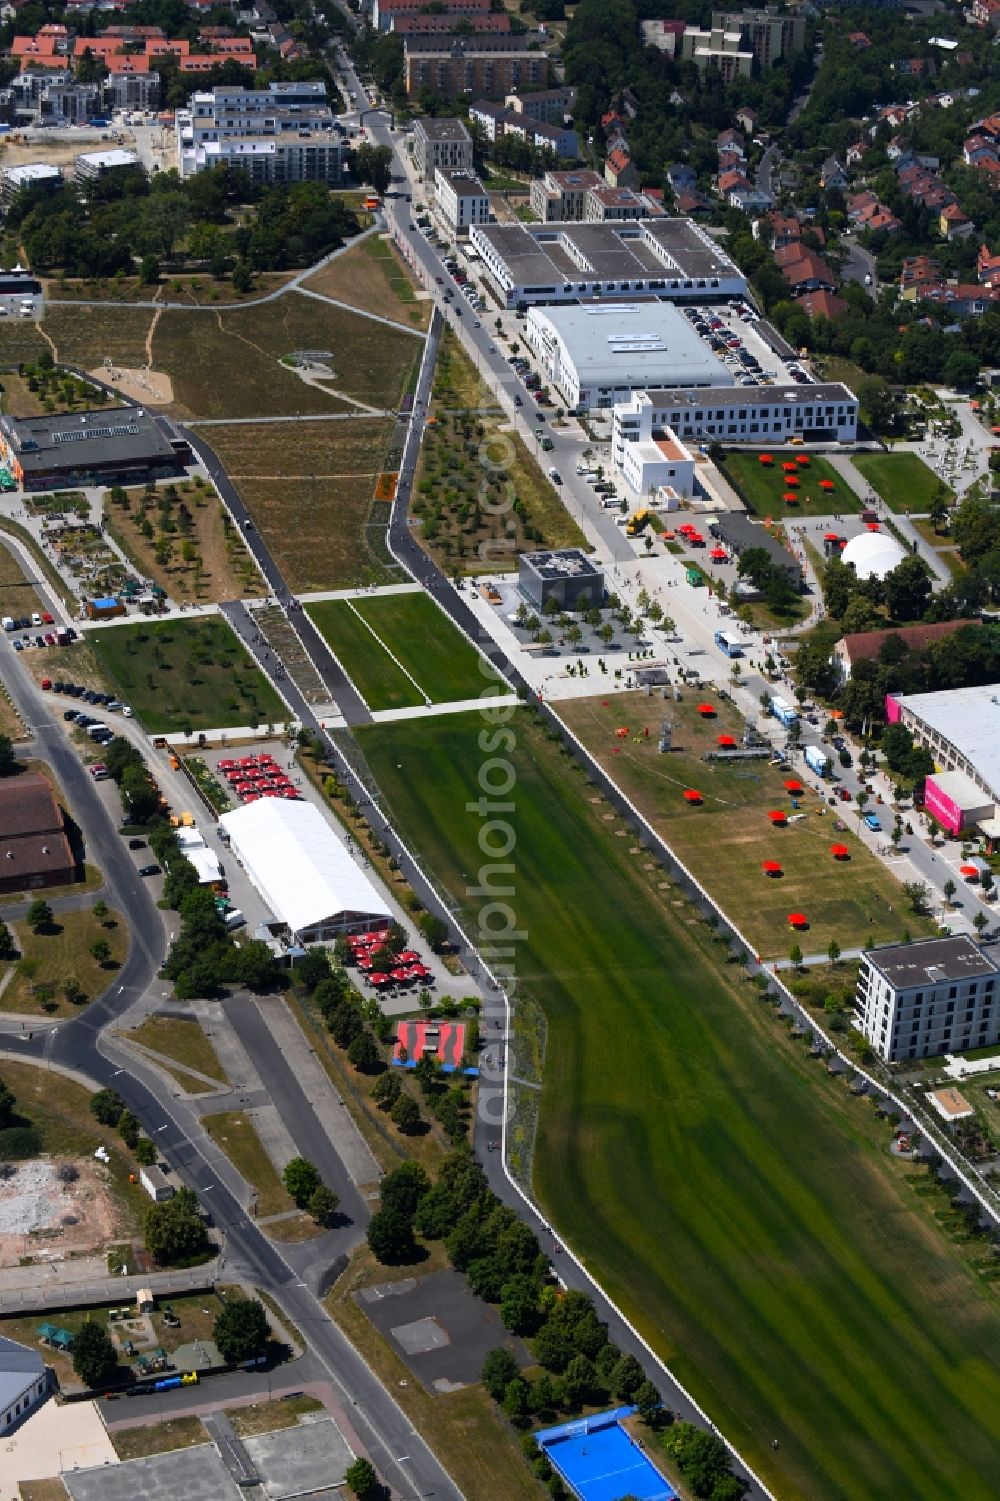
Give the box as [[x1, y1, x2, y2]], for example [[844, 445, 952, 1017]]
[[558, 692, 932, 958], [306, 591, 489, 710], [360, 710, 1000, 1501], [43, 304, 156, 370], [0, 320, 51, 366], [851, 452, 952, 514], [2, 906, 127, 1017], [89, 616, 286, 734], [203, 1110, 296, 1218], [721, 451, 862, 520], [198, 418, 396, 591], [124, 1015, 228, 1087], [0, 538, 44, 621], [105, 479, 262, 604], [226, 1395, 324, 1437], [304, 235, 430, 330], [112, 1416, 208, 1461], [154, 293, 421, 420]]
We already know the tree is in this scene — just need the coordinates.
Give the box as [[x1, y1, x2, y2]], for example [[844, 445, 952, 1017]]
[[944, 878, 957, 907], [309, 1183, 340, 1226], [418, 912, 449, 951], [611, 1352, 645, 1402], [135, 1137, 156, 1166], [90, 1088, 125, 1126], [0, 1078, 16, 1127], [93, 900, 108, 925], [500, 1274, 540, 1334], [561, 1352, 597, 1410], [391, 1094, 421, 1133], [380, 1161, 430, 1221], [974, 910, 989, 935], [231, 260, 253, 294], [367, 1206, 415, 1264], [213, 1296, 269, 1364], [827, 939, 841, 966], [942, 348, 981, 392], [138, 253, 160, 285], [884, 556, 932, 623], [635, 1379, 664, 1426], [26, 899, 52, 932], [344, 1457, 379, 1499], [371, 1070, 401, 1110], [90, 938, 112, 967], [503, 1375, 532, 1420], [350, 141, 393, 195], [0, 734, 15, 777], [0, 921, 15, 960], [144, 1187, 210, 1266], [347, 1029, 381, 1073], [904, 881, 931, 915], [482, 1346, 520, 1401], [117, 1110, 140, 1149], [789, 943, 803, 968], [72, 1321, 117, 1389], [282, 1157, 321, 1208]]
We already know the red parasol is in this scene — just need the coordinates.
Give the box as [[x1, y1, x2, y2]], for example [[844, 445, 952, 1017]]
[[710, 547, 728, 560], [783, 494, 799, 503], [717, 733, 737, 747], [819, 478, 835, 490], [683, 789, 703, 803], [768, 810, 788, 824], [831, 843, 849, 859], [762, 860, 782, 875], [783, 779, 804, 793], [795, 455, 810, 466], [758, 453, 774, 464], [961, 865, 979, 878], [823, 532, 840, 542], [787, 912, 808, 927], [697, 703, 716, 716]]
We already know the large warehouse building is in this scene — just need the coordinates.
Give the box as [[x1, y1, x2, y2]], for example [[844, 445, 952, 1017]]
[[524, 302, 730, 411], [219, 797, 390, 945], [469, 217, 747, 308], [888, 683, 1000, 840], [612, 382, 859, 462], [0, 773, 76, 893]]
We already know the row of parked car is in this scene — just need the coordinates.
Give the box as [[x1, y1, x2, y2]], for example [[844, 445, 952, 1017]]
[[682, 304, 765, 388]]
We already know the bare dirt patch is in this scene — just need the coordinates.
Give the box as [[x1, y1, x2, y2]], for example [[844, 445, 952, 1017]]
[[89, 364, 173, 406], [0, 1157, 120, 1267]]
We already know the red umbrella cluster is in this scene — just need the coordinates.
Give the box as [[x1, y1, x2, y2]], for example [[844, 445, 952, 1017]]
[[710, 547, 728, 561], [217, 754, 300, 804], [831, 843, 850, 860], [347, 930, 433, 987], [762, 860, 782, 877]]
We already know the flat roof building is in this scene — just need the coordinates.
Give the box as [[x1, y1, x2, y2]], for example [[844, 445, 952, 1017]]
[[856, 936, 1000, 1061], [177, 82, 343, 183], [888, 681, 1000, 840], [611, 382, 858, 452], [0, 1336, 49, 1434], [525, 301, 730, 412], [434, 166, 490, 236], [0, 773, 75, 893], [73, 147, 142, 183], [411, 115, 473, 179], [0, 164, 62, 202], [708, 512, 804, 590], [403, 34, 548, 100], [469, 217, 747, 308], [219, 797, 391, 945], [518, 549, 604, 610], [0, 408, 184, 490]]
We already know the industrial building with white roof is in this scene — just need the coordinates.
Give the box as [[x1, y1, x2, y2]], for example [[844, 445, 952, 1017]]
[[219, 797, 390, 945], [524, 302, 731, 411], [888, 682, 1000, 841]]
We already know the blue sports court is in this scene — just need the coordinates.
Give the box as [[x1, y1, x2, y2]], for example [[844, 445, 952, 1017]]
[[536, 1407, 676, 1501]]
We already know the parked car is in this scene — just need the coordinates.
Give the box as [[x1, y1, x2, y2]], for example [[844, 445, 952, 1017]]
[[138, 864, 161, 877], [863, 812, 882, 832], [128, 838, 146, 850]]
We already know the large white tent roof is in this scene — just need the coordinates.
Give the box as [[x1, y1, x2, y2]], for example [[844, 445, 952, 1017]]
[[219, 798, 390, 935], [841, 531, 906, 580]]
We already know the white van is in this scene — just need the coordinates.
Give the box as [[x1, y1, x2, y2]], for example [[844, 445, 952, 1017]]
[[1, 617, 13, 632], [224, 909, 245, 930], [31, 612, 42, 627]]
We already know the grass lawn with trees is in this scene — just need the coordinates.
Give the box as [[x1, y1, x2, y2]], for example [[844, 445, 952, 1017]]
[[123, 1014, 228, 1089], [89, 617, 286, 734], [104, 478, 262, 605], [360, 709, 1000, 1501], [202, 1110, 298, 1220], [721, 452, 862, 520], [558, 692, 933, 958], [851, 452, 952, 515], [2, 906, 127, 1017], [307, 591, 490, 710]]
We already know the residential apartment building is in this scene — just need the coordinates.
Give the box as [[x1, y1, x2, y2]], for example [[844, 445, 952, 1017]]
[[104, 66, 161, 113], [434, 166, 490, 236], [372, 0, 490, 30], [855, 937, 1000, 1062], [505, 86, 576, 124], [176, 82, 344, 183], [680, 26, 754, 82], [411, 115, 473, 179], [402, 34, 548, 100], [528, 167, 603, 220], [713, 7, 806, 67]]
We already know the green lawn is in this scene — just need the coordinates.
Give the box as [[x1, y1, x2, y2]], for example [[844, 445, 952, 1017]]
[[89, 616, 286, 734], [307, 591, 489, 710], [360, 710, 1000, 1501], [850, 452, 952, 515], [722, 451, 862, 519], [559, 692, 933, 959]]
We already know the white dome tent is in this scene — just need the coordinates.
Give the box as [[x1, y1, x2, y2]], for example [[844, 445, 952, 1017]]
[[841, 531, 907, 581]]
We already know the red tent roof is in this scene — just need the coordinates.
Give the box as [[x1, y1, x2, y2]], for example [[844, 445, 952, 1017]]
[[697, 703, 715, 715], [683, 788, 703, 802], [710, 547, 727, 560], [831, 843, 849, 857], [788, 912, 807, 926], [783, 779, 803, 792], [768, 810, 788, 822], [819, 478, 835, 489], [783, 493, 799, 502], [717, 733, 737, 746], [961, 865, 979, 876], [795, 455, 810, 465], [762, 860, 782, 873], [824, 532, 840, 541], [758, 453, 774, 463]]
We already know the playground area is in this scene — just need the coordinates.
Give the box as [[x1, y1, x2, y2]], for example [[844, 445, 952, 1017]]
[[393, 1019, 467, 1069], [536, 1409, 675, 1501]]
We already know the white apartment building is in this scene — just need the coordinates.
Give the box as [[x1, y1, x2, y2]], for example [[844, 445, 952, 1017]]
[[434, 166, 490, 235], [855, 937, 1000, 1062], [612, 383, 859, 457], [411, 115, 474, 179], [176, 82, 344, 183], [617, 421, 695, 498]]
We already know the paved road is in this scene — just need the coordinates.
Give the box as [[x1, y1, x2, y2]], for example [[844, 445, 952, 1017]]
[[841, 237, 877, 294]]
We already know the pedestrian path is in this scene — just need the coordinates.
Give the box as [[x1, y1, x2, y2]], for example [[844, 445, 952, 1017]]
[[370, 692, 520, 723]]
